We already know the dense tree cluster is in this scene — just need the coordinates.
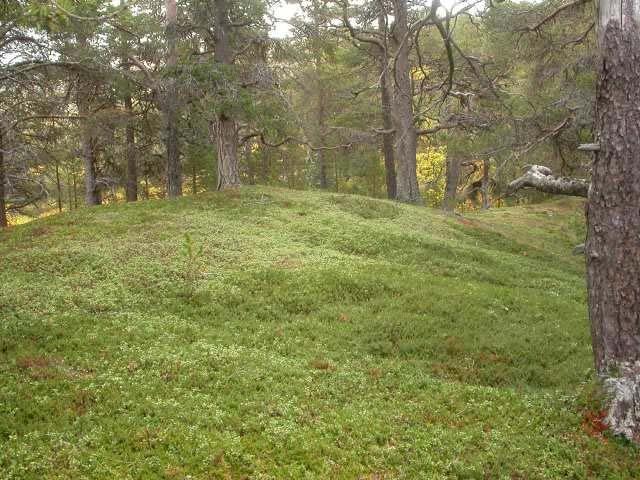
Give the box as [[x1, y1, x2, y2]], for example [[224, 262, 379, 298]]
[[0, 0, 596, 225]]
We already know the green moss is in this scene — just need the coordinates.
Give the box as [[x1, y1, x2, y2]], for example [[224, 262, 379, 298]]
[[0, 187, 637, 479]]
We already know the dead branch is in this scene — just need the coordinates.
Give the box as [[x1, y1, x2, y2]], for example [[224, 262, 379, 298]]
[[507, 164, 589, 197]]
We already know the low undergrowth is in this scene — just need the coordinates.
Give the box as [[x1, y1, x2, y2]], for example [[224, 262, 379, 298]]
[[1, 187, 637, 479]]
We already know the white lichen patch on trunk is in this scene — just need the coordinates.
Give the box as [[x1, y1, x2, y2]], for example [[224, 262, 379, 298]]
[[603, 362, 640, 442]]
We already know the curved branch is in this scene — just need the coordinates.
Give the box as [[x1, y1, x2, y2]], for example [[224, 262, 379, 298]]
[[507, 164, 589, 197]]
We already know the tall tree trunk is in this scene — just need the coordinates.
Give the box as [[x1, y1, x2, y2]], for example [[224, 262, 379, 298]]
[[165, 0, 182, 198], [120, 0, 137, 202], [378, 12, 396, 199], [0, 127, 7, 228], [54, 158, 62, 213], [77, 82, 101, 206], [586, 0, 640, 442], [124, 94, 137, 201], [76, 33, 101, 206], [213, 0, 240, 190], [442, 156, 460, 214], [391, 0, 420, 204], [316, 86, 328, 189], [481, 158, 491, 210]]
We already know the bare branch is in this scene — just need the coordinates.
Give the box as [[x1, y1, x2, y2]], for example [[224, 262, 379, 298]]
[[507, 164, 589, 197], [520, 0, 589, 33]]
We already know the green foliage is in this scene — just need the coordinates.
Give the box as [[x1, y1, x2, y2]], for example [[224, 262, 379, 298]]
[[25, 1, 69, 32], [1, 188, 638, 478], [417, 146, 447, 207]]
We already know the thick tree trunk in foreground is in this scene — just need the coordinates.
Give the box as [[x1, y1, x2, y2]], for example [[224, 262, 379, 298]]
[[378, 13, 396, 200], [0, 128, 7, 228], [442, 156, 460, 214], [587, 0, 640, 442], [165, 0, 182, 198], [507, 165, 589, 197], [391, 0, 420, 204]]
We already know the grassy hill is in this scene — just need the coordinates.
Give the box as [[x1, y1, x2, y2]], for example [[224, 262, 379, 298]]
[[1, 187, 638, 479]]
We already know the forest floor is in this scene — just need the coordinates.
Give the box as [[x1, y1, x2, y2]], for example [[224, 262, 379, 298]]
[[1, 187, 638, 479]]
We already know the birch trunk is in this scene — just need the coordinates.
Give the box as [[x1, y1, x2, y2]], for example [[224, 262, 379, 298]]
[[587, 0, 640, 443]]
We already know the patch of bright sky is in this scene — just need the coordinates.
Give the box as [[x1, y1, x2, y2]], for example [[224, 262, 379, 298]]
[[269, 0, 480, 39], [271, 2, 303, 38]]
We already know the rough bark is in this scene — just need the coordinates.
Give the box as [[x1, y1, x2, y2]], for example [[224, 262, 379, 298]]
[[0, 128, 7, 228], [442, 156, 460, 214], [391, 0, 420, 204], [587, 0, 640, 443], [213, 116, 240, 190], [507, 165, 589, 197], [213, 0, 240, 191], [378, 12, 396, 200], [165, 0, 182, 198]]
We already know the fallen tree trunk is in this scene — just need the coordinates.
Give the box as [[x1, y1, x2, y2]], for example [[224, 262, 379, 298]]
[[507, 165, 590, 197]]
